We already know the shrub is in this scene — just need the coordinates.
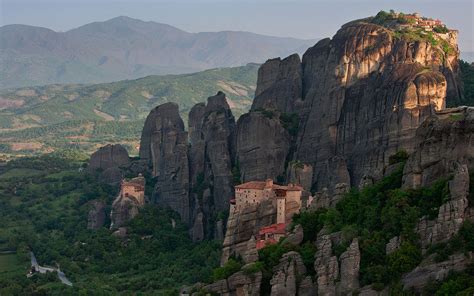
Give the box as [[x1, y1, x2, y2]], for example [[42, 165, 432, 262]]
[[387, 241, 422, 276], [433, 26, 449, 34], [212, 259, 242, 281], [389, 150, 409, 165]]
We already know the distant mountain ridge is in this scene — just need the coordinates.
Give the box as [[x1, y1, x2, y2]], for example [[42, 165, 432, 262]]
[[0, 16, 317, 89]]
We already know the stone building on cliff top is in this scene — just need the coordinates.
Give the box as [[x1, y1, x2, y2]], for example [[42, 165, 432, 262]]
[[231, 179, 303, 249], [110, 174, 146, 229]]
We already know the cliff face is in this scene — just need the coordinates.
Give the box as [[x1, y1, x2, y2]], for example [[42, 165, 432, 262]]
[[236, 112, 290, 182], [243, 20, 462, 192], [188, 92, 236, 240], [139, 102, 190, 222], [87, 144, 130, 185]]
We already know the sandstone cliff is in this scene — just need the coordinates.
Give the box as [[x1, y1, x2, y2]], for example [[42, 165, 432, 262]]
[[87, 144, 130, 185], [139, 102, 190, 222], [189, 92, 236, 240], [241, 18, 462, 193]]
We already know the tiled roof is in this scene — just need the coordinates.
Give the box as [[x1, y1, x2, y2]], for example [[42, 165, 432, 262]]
[[258, 223, 286, 235]]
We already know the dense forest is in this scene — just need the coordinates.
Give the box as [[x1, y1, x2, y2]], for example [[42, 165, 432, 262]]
[[0, 152, 221, 295]]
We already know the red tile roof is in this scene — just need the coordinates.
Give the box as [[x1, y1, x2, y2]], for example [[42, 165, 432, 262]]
[[258, 223, 286, 235]]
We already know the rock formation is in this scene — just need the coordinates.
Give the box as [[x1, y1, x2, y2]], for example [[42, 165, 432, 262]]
[[190, 13, 471, 295], [270, 251, 307, 296], [188, 92, 236, 240], [402, 253, 473, 291], [240, 17, 462, 193], [88, 144, 130, 171], [314, 234, 340, 295], [415, 163, 470, 250], [139, 102, 190, 223], [199, 270, 262, 296], [403, 106, 474, 188], [221, 199, 276, 264], [339, 238, 361, 294], [87, 144, 130, 185], [252, 54, 303, 114], [236, 111, 290, 182], [110, 175, 146, 229], [87, 200, 106, 230]]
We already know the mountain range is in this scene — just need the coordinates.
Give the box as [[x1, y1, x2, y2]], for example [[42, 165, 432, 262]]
[[0, 16, 316, 89]]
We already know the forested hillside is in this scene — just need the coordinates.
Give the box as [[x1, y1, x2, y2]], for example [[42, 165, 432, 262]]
[[0, 64, 258, 157], [0, 152, 221, 295]]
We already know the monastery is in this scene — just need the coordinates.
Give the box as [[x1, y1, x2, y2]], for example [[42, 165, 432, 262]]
[[110, 174, 146, 229], [117, 174, 146, 206], [231, 179, 303, 249]]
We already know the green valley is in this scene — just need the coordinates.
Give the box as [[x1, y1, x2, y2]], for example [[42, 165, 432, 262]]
[[0, 64, 258, 157]]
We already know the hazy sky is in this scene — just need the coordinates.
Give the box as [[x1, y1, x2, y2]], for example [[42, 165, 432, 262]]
[[1, 0, 473, 51]]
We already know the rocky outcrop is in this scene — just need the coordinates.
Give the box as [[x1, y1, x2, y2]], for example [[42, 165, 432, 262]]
[[245, 18, 461, 193], [314, 234, 339, 295], [88, 144, 130, 171], [87, 200, 106, 230], [287, 162, 313, 191], [200, 270, 262, 296], [400, 107, 474, 251], [110, 176, 146, 229], [403, 106, 474, 189], [310, 183, 350, 210], [110, 196, 140, 229], [139, 102, 190, 223], [87, 144, 130, 185], [221, 199, 276, 264], [282, 224, 304, 246], [252, 54, 303, 113], [270, 251, 308, 296], [385, 236, 401, 255], [188, 92, 236, 240], [402, 253, 473, 291], [236, 111, 290, 182], [313, 233, 361, 295], [415, 163, 470, 250], [339, 238, 360, 294]]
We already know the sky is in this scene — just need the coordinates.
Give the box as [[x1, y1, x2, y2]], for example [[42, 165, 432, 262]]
[[1, 0, 473, 51]]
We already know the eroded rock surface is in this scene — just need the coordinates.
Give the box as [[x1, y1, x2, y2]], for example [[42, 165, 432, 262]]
[[403, 107, 474, 189], [236, 111, 290, 182], [221, 199, 276, 264], [188, 92, 236, 240], [200, 271, 262, 296], [270, 251, 307, 296], [402, 253, 473, 291], [87, 200, 105, 230], [139, 102, 190, 222], [88, 144, 130, 185], [246, 19, 461, 192]]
